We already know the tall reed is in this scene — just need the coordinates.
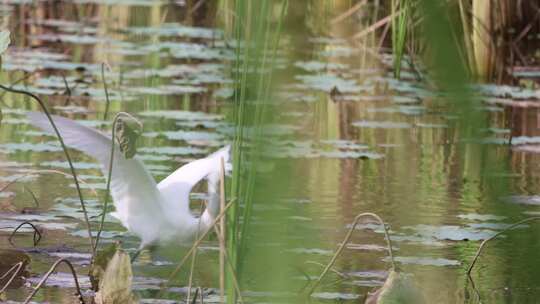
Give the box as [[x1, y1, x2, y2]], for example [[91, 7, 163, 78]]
[[225, 0, 288, 302], [391, 0, 409, 78]]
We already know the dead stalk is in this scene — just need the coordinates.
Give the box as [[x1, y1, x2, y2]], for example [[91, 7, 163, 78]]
[[0, 84, 95, 253], [93, 112, 143, 255], [23, 186, 40, 208], [190, 287, 200, 304], [305, 261, 349, 279], [24, 258, 85, 304], [101, 62, 112, 121], [164, 199, 236, 286], [187, 210, 204, 302], [213, 224, 244, 304], [467, 217, 540, 276], [219, 157, 226, 303], [306, 212, 395, 296], [61, 73, 72, 106], [0, 262, 23, 293], [331, 0, 367, 25], [353, 10, 401, 40], [9, 221, 42, 247]]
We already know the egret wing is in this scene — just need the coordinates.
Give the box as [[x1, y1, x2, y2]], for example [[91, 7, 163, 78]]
[[157, 145, 230, 216], [27, 112, 166, 244]]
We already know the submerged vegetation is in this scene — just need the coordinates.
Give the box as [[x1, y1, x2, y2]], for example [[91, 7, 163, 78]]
[[1, 0, 540, 303]]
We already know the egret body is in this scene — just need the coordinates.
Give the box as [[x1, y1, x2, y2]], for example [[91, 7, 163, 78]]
[[28, 112, 229, 249]]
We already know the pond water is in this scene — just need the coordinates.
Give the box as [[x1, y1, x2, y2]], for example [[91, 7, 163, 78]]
[[1, 1, 540, 303]]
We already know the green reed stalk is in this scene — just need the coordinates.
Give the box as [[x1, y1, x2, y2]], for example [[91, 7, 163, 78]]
[[238, 0, 288, 268], [226, 1, 287, 302], [458, 0, 476, 76], [392, 0, 410, 78]]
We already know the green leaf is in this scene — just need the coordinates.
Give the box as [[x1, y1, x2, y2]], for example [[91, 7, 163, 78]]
[[365, 270, 425, 304]]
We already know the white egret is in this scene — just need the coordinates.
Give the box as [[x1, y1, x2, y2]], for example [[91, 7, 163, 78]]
[[27, 112, 229, 252]]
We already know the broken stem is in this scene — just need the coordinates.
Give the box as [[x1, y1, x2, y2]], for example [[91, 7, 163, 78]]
[[93, 112, 142, 255], [467, 216, 540, 276], [0, 262, 24, 293], [24, 258, 85, 304], [306, 212, 395, 296], [164, 199, 235, 286], [9, 221, 42, 247]]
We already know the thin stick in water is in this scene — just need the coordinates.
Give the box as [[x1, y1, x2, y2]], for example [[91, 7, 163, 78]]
[[164, 199, 236, 286], [93, 112, 143, 255], [0, 262, 24, 293], [23, 186, 40, 208], [23, 258, 85, 304], [219, 157, 226, 303], [101, 62, 112, 121], [306, 212, 395, 296], [467, 216, 540, 276], [187, 207, 204, 302], [9, 221, 42, 247], [213, 224, 244, 304]]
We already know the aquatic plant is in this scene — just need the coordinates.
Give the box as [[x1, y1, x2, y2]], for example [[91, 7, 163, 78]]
[[391, 0, 410, 79], [224, 0, 288, 302]]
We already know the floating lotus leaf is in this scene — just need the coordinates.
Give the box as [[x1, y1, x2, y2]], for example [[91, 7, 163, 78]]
[[115, 117, 141, 159], [365, 270, 425, 304], [94, 248, 138, 304]]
